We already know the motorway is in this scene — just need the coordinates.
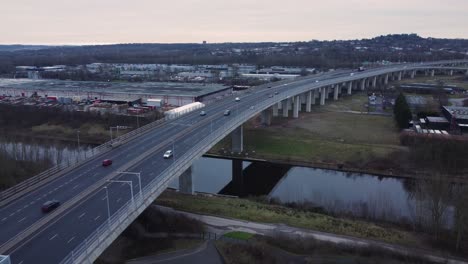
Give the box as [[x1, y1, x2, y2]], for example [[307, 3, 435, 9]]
[[0, 60, 467, 263]]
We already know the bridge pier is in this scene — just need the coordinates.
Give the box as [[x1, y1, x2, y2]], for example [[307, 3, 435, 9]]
[[282, 99, 288, 117], [325, 86, 330, 99], [320, 87, 326, 105], [431, 70, 435, 77], [261, 109, 272, 125], [293, 95, 300, 118], [449, 70, 453, 76], [411, 70, 416, 79], [398, 71, 402, 81], [372, 76, 377, 88], [231, 125, 243, 153], [179, 167, 193, 194], [333, 85, 339, 100], [272, 103, 279, 117], [306, 90, 312, 112], [384, 74, 389, 85], [360, 79, 366, 90], [347, 81, 352, 95]]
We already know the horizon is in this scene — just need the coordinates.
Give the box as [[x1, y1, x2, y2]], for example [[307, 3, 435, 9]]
[[2, 33, 467, 47], [1, 0, 467, 45]]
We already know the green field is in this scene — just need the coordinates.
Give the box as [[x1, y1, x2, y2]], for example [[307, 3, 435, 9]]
[[223, 231, 254, 241]]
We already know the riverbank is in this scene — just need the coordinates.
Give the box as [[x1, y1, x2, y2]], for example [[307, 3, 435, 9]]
[[155, 190, 420, 246], [155, 191, 468, 262]]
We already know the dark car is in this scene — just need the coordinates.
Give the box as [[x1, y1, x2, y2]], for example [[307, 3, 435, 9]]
[[102, 159, 112, 166], [224, 109, 231, 116], [274, 91, 279, 95], [42, 200, 60, 213]]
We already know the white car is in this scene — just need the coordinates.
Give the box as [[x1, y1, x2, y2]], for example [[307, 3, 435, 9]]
[[235, 97, 240, 102], [163, 150, 173, 159]]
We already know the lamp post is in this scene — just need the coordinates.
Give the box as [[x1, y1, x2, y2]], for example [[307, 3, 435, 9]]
[[118, 171, 142, 199]]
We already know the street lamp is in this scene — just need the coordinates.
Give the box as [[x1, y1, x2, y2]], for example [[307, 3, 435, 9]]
[[118, 171, 142, 199], [108, 180, 134, 206], [110, 126, 131, 141]]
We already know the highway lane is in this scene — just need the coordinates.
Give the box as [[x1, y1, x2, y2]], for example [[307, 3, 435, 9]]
[[3, 60, 467, 263]]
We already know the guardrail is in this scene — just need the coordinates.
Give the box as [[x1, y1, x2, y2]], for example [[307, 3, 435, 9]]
[[0, 117, 167, 204]]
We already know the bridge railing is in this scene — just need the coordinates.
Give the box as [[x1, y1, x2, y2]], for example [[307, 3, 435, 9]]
[[0, 116, 168, 204]]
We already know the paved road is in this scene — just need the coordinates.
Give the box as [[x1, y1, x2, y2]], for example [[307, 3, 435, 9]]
[[1, 60, 467, 263], [156, 206, 468, 264], [127, 241, 223, 264]]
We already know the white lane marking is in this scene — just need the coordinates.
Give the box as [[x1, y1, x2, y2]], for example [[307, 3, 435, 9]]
[[67, 237, 75, 244], [94, 215, 101, 221], [116, 198, 121, 203], [134, 184, 139, 188], [72, 184, 79, 189], [18, 217, 27, 223], [101, 196, 107, 201], [23, 205, 28, 209], [1, 218, 7, 222], [121, 183, 126, 187], [78, 213, 86, 219], [18, 261, 23, 264], [9, 213, 14, 217], [29, 201, 35, 205], [49, 234, 58, 240]]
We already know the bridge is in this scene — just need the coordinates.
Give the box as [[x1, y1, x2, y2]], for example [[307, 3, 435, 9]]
[[0, 60, 467, 264]]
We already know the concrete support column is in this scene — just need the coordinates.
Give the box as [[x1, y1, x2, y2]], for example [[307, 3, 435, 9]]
[[306, 90, 312, 112], [372, 76, 377, 88], [311, 89, 317, 105], [411, 70, 416, 78], [360, 79, 366, 90], [320, 87, 326, 105], [347, 82, 352, 95], [325, 86, 330, 99], [449, 70, 453, 76], [282, 99, 288, 117], [398, 71, 402, 81], [431, 70, 435, 77], [277, 101, 282, 110], [384, 74, 389, 85], [261, 109, 272, 126], [231, 125, 243, 153], [272, 103, 279, 117], [179, 166, 193, 194], [293, 95, 300, 118], [333, 85, 339, 100], [287, 97, 292, 111]]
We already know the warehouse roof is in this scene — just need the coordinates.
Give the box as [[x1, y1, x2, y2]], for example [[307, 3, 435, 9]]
[[0, 79, 229, 97]]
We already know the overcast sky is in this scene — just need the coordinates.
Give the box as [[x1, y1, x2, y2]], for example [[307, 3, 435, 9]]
[[1, 0, 467, 44]]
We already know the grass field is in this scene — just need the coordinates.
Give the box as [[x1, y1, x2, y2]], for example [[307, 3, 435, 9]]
[[223, 231, 254, 241], [235, 93, 404, 165], [156, 191, 420, 246]]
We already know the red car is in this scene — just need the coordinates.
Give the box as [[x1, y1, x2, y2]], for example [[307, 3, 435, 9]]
[[42, 200, 60, 213], [102, 159, 112, 166]]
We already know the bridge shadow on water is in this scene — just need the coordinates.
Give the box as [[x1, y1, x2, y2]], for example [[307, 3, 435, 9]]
[[219, 159, 291, 197]]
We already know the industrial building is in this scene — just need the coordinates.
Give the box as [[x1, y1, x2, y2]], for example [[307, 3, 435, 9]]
[[442, 106, 468, 132], [0, 79, 231, 107]]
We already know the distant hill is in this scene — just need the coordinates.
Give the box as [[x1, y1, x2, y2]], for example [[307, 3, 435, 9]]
[[0, 45, 54, 52], [0, 34, 466, 74]]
